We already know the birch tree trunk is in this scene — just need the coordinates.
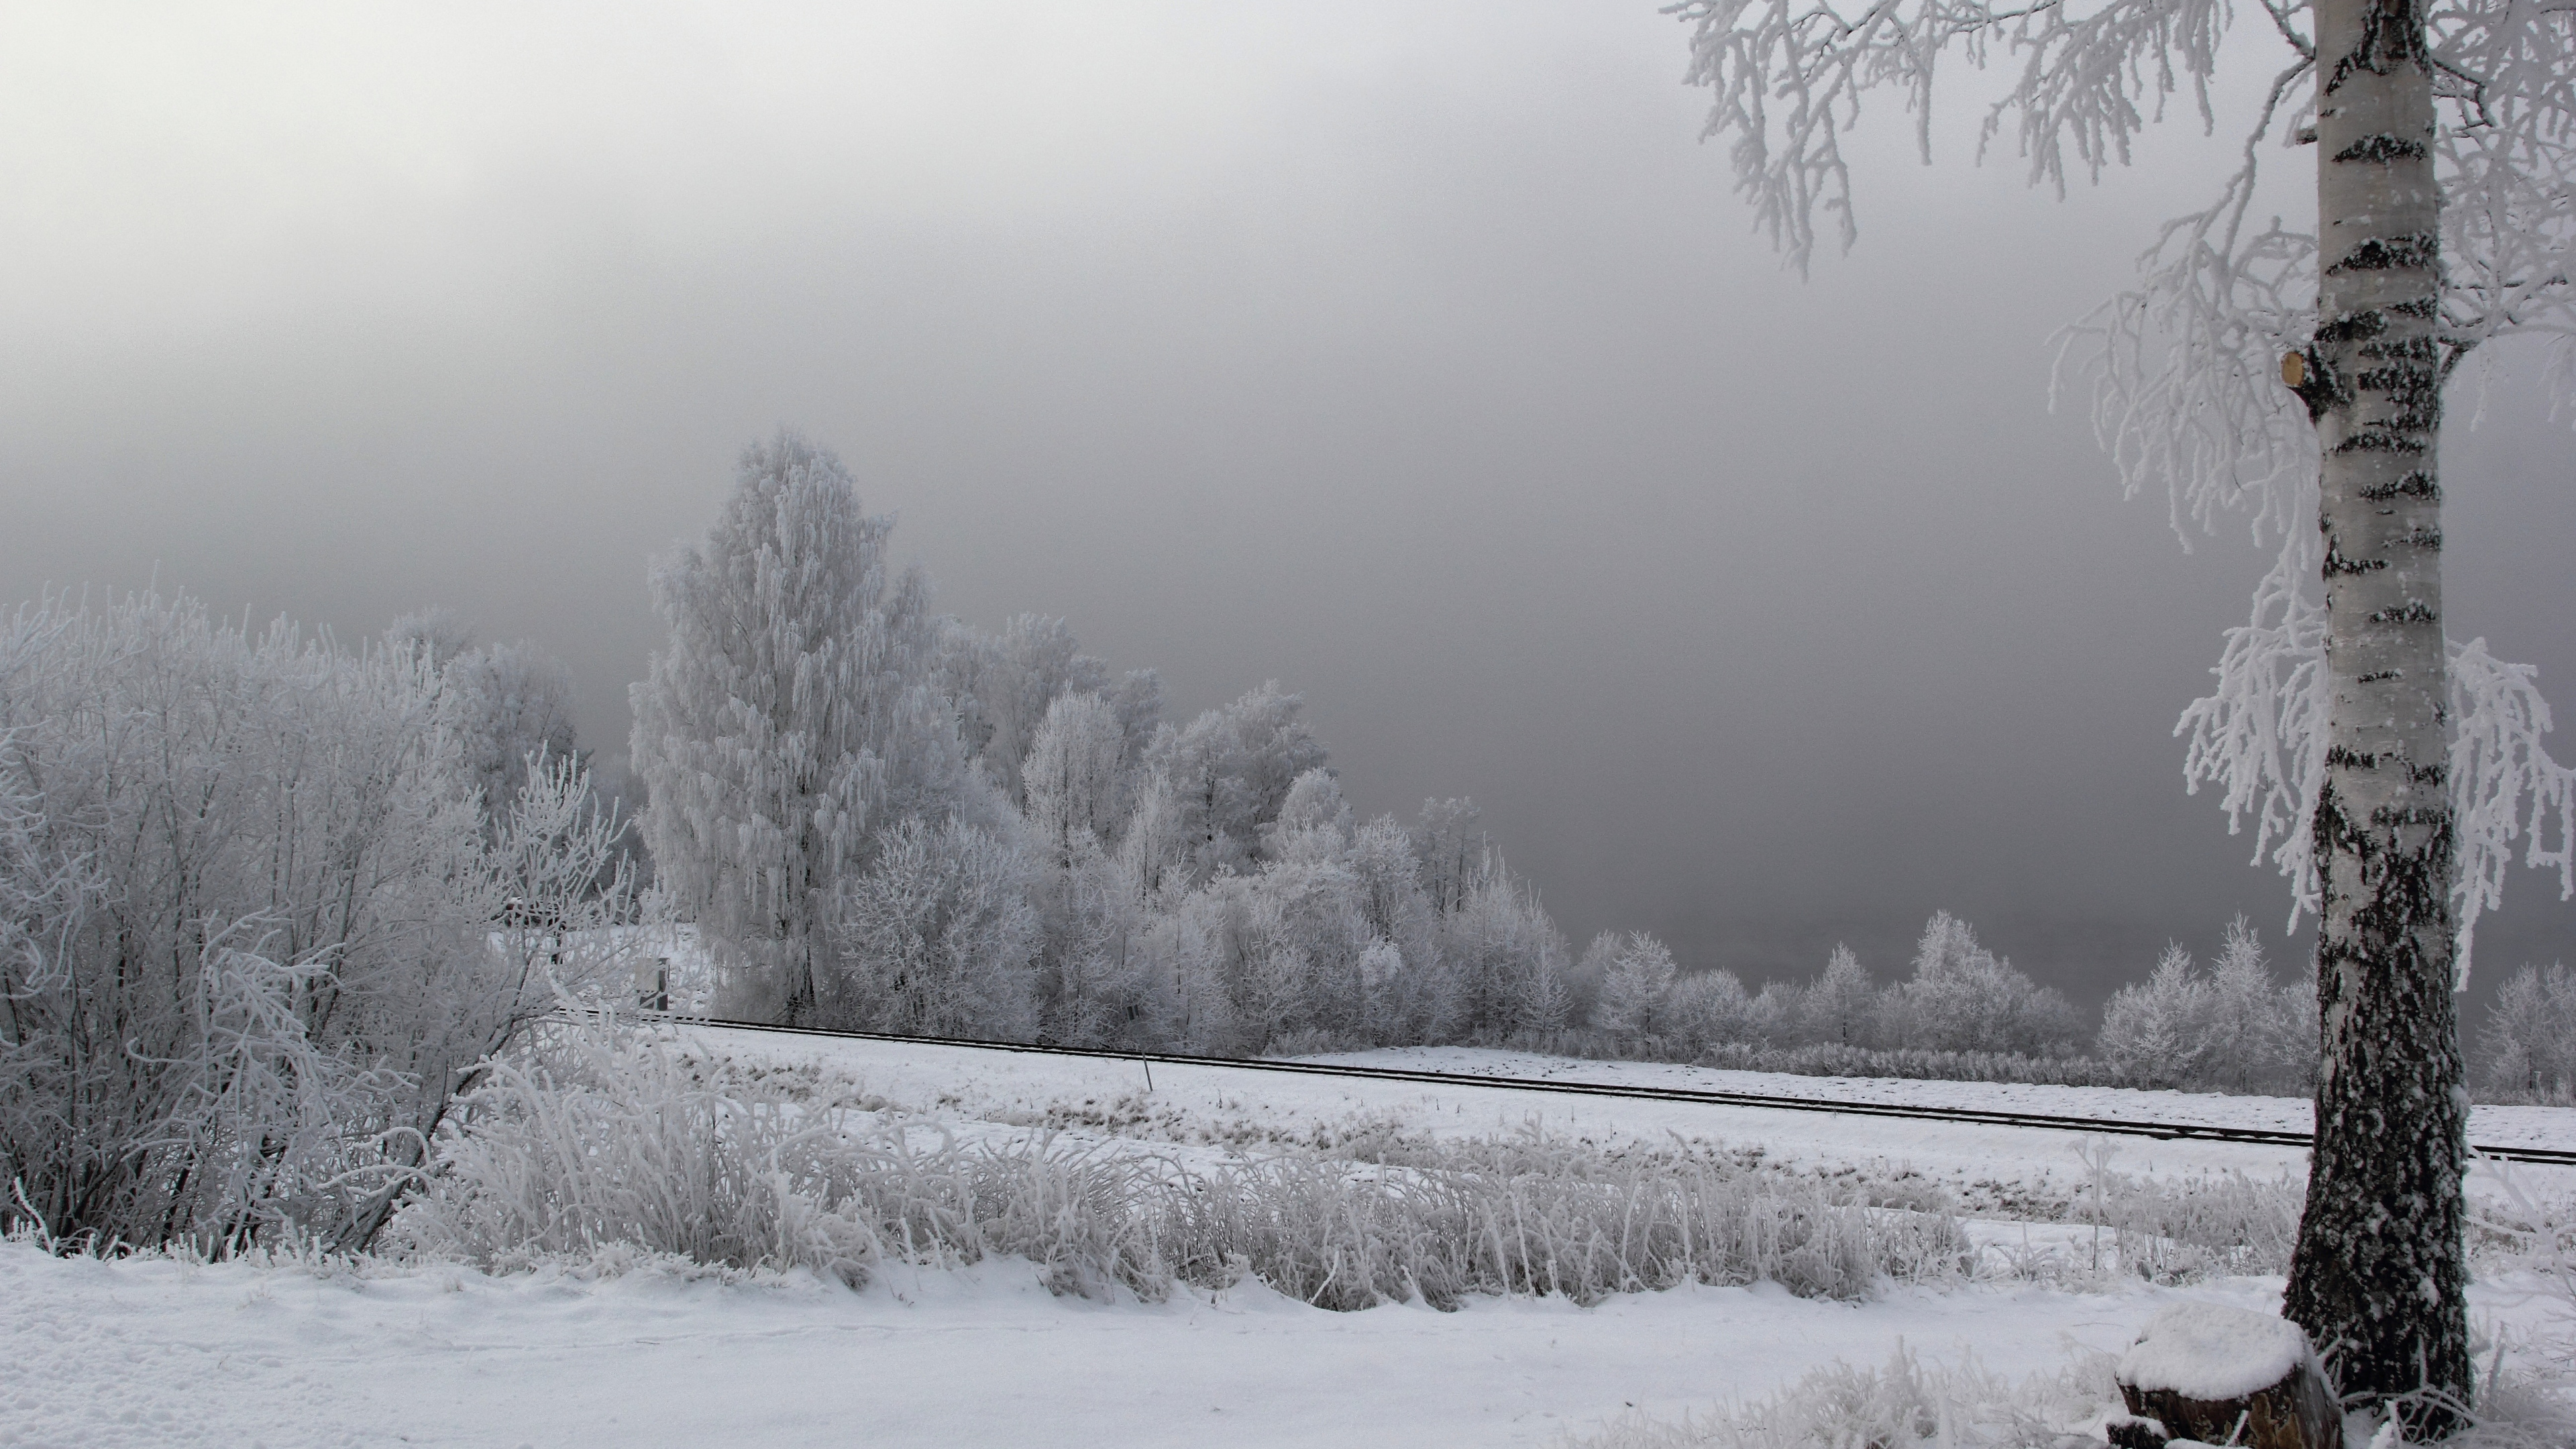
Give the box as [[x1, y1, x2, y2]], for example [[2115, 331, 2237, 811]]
[[2282, 0, 2471, 1426]]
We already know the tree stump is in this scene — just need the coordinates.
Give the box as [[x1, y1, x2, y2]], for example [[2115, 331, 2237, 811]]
[[2112, 1304, 2340, 1449]]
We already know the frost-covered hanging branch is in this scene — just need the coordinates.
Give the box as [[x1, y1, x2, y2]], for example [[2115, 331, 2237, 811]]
[[2053, 62, 2319, 548], [2449, 637, 2576, 977], [1672, 0, 2240, 272], [2174, 531, 2576, 977], [2176, 523, 2329, 916]]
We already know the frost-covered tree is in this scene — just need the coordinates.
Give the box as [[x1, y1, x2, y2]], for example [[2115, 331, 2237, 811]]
[[629, 433, 967, 1023], [387, 606, 478, 672], [1672, 0, 2571, 1411], [2478, 961, 2576, 1101], [1796, 944, 1879, 1047], [1022, 692, 1130, 871], [1886, 913, 2084, 1057], [1349, 814, 1445, 1036], [2206, 917, 2318, 1091], [2099, 944, 2218, 1086], [1667, 968, 1756, 1055], [1140, 682, 1329, 884], [1747, 979, 1801, 1046], [824, 816, 1038, 1040], [2098, 921, 2318, 1091], [1595, 931, 1680, 1042], [1264, 767, 1356, 863], [939, 614, 1116, 806], [1114, 773, 1192, 905], [1441, 852, 1574, 1040], [1409, 797, 1487, 916], [1021, 694, 1161, 1047]]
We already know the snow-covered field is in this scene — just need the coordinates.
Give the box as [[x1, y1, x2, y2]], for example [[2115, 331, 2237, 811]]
[[9, 1030, 2570, 1449], [676, 1027, 2576, 1208]]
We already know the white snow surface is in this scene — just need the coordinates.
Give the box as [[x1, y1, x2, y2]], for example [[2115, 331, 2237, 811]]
[[0, 1239, 2292, 1449], [2117, 1301, 2314, 1401]]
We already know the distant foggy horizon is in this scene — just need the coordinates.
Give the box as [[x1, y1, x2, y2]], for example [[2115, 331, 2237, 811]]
[[7, 2, 2571, 1010]]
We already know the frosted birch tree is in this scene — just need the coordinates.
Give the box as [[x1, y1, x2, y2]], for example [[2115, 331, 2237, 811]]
[[1670, 0, 2571, 1419], [629, 433, 951, 1023]]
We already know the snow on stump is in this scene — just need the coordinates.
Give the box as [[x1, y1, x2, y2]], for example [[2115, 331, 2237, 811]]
[[2108, 1303, 2339, 1449]]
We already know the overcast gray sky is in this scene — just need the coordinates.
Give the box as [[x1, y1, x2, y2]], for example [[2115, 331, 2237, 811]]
[[5, 2, 2570, 1004]]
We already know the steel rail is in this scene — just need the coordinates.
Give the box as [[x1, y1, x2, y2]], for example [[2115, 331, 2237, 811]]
[[615, 1011, 2576, 1167]]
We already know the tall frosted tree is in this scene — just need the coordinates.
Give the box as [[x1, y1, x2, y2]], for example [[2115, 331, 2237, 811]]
[[1022, 692, 1131, 870], [629, 432, 948, 1022], [1673, 0, 2571, 1420]]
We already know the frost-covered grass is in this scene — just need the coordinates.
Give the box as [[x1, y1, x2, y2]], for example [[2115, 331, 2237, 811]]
[[2063, 1141, 2305, 1283], [394, 1020, 1971, 1308]]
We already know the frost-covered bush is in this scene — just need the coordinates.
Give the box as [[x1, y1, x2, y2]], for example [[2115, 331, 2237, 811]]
[[2070, 1152, 2304, 1282], [402, 1019, 1970, 1307], [2479, 963, 2576, 1104], [0, 592, 634, 1252], [1683, 1042, 2137, 1087]]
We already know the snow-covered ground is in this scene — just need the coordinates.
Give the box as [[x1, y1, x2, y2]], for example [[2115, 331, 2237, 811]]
[[669, 1027, 2576, 1208], [10, 1030, 2569, 1449], [0, 1243, 2375, 1448]]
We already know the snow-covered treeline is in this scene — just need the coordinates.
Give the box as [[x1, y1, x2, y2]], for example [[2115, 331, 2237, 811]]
[[0, 594, 639, 1252], [627, 435, 2569, 1099], [1582, 914, 2094, 1066]]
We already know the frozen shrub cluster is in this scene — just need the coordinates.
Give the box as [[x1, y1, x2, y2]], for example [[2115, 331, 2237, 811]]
[[2059, 1140, 2304, 1283], [0, 593, 635, 1252], [397, 1018, 1971, 1307]]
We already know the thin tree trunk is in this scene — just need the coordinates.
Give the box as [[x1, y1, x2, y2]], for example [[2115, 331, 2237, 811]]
[[2283, 0, 2471, 1430]]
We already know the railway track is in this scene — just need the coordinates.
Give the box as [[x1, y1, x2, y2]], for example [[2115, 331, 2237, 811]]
[[632, 1011, 2576, 1167]]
